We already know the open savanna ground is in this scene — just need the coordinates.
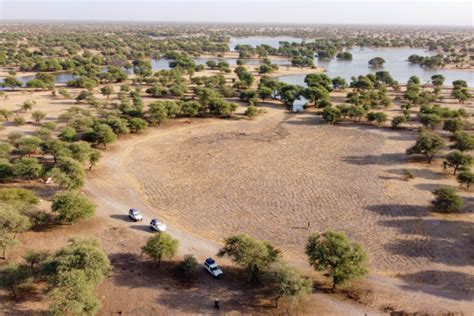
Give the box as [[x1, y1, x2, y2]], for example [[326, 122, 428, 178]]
[[0, 55, 473, 315]]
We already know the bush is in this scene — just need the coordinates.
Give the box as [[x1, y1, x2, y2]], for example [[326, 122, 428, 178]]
[[51, 191, 96, 224], [173, 254, 199, 283], [457, 170, 473, 189], [431, 187, 463, 213], [0, 264, 33, 298], [244, 105, 259, 118], [13, 117, 26, 126], [13, 157, 43, 180], [322, 107, 341, 124], [142, 233, 179, 267], [391, 115, 407, 129]]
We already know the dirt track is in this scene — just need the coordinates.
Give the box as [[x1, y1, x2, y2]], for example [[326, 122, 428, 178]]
[[85, 103, 473, 314]]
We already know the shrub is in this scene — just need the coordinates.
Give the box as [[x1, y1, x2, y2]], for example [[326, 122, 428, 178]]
[[142, 233, 179, 267], [391, 115, 407, 129], [51, 191, 95, 224], [431, 187, 463, 213], [244, 105, 259, 118], [173, 254, 199, 283]]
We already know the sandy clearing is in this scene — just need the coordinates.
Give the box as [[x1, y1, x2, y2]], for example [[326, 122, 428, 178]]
[[91, 103, 474, 314]]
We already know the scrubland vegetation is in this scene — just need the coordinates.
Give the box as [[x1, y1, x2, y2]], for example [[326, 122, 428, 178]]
[[0, 22, 472, 315]]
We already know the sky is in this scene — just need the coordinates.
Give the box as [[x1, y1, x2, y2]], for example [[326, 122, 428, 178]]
[[0, 0, 473, 26]]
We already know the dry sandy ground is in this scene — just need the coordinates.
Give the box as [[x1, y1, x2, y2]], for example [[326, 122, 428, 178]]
[[0, 77, 473, 314], [90, 102, 473, 315]]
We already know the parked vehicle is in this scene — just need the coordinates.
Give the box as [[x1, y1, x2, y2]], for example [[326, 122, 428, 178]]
[[204, 257, 223, 278], [128, 208, 143, 221], [150, 218, 167, 232]]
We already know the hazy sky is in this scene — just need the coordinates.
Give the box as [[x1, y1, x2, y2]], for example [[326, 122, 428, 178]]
[[1, 0, 473, 26]]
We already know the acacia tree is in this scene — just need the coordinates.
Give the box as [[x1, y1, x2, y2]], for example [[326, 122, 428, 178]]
[[0, 264, 33, 298], [47, 239, 110, 315], [431, 187, 463, 213], [141, 233, 179, 267], [31, 111, 46, 124], [0, 204, 31, 259], [48, 270, 100, 316], [444, 151, 472, 175], [451, 132, 474, 152], [406, 131, 446, 163], [305, 231, 368, 290], [457, 170, 473, 189], [218, 234, 280, 283], [100, 85, 114, 99], [49, 157, 85, 190], [51, 191, 95, 224], [262, 262, 312, 308]]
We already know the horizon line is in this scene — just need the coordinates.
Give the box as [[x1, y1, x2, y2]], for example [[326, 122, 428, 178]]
[[1, 19, 472, 28]]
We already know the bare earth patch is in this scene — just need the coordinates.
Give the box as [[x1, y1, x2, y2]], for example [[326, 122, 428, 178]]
[[119, 106, 474, 314]]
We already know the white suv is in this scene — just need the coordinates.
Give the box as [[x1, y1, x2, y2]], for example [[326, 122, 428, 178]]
[[150, 218, 167, 232], [204, 257, 223, 278], [128, 208, 143, 221]]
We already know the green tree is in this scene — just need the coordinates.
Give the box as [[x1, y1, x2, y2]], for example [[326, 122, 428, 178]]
[[20, 100, 35, 112], [444, 151, 472, 175], [88, 150, 102, 170], [451, 131, 474, 152], [51, 191, 95, 224], [368, 57, 385, 67], [332, 76, 348, 90], [100, 85, 114, 99], [406, 131, 446, 163], [49, 157, 85, 190], [48, 270, 100, 316], [15, 137, 42, 156], [431, 74, 445, 87], [91, 124, 117, 149], [128, 118, 148, 134], [244, 105, 259, 118], [457, 170, 473, 189], [3, 76, 23, 90], [0, 264, 33, 298], [47, 238, 110, 285], [322, 107, 341, 125], [41, 139, 71, 164], [23, 250, 50, 271], [31, 111, 46, 124], [58, 126, 77, 142], [305, 231, 368, 290], [69, 141, 93, 163], [141, 233, 179, 267], [173, 254, 199, 283], [262, 262, 312, 308], [0, 204, 31, 259], [391, 115, 407, 129], [218, 234, 280, 283], [13, 157, 43, 180], [418, 113, 442, 129], [443, 118, 465, 134], [431, 187, 463, 213]]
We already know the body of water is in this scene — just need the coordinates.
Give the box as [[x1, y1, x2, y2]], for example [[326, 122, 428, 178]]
[[279, 47, 473, 87], [0, 56, 291, 88], [1, 40, 471, 91], [228, 36, 303, 51]]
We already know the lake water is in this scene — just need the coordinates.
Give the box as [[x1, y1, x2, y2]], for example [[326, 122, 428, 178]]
[[279, 47, 473, 87], [2, 39, 472, 91], [228, 36, 303, 51], [1, 57, 291, 88]]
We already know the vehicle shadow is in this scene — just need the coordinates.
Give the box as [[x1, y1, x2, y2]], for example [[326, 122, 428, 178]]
[[110, 214, 131, 222], [129, 224, 153, 233]]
